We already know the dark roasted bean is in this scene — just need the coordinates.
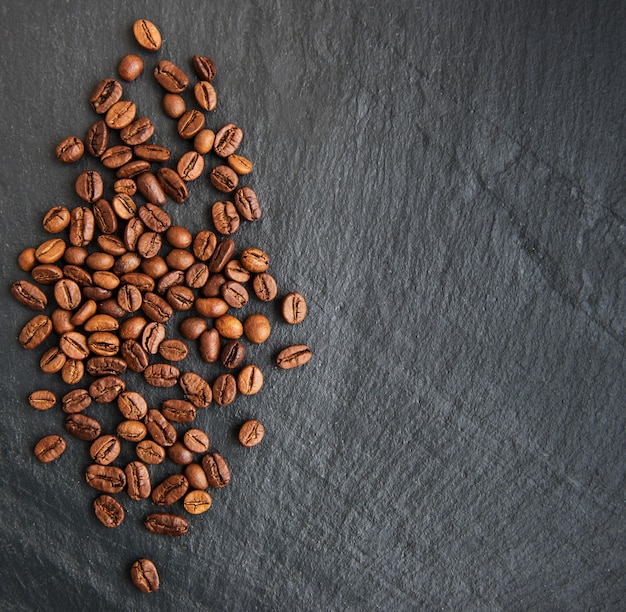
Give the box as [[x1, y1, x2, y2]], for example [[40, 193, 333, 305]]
[[85, 464, 126, 493], [144, 513, 189, 536], [202, 452, 230, 488], [34, 435, 66, 463], [93, 494, 125, 528], [65, 413, 102, 441], [179, 371, 212, 408], [125, 461, 151, 500], [145, 409, 177, 447], [144, 363, 180, 388], [157, 167, 188, 203]]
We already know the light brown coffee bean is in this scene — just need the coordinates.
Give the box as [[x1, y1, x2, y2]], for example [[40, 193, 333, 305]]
[[118, 53, 144, 81], [253, 272, 278, 302], [59, 331, 89, 359], [238, 419, 265, 447], [163, 93, 186, 118], [157, 167, 189, 203], [237, 364, 264, 396], [65, 413, 102, 441], [154, 60, 189, 93], [70, 300, 97, 326], [136, 440, 166, 465], [282, 292, 308, 324], [243, 313, 271, 344], [177, 151, 204, 181], [75, 171, 104, 203], [61, 359, 85, 385], [141, 322, 166, 354], [18, 247, 37, 272], [212, 373, 237, 406], [142, 292, 174, 323], [114, 178, 137, 195], [69, 206, 95, 246], [179, 317, 207, 340], [162, 400, 196, 424], [86, 356, 127, 377], [121, 339, 149, 373], [117, 419, 148, 442], [90, 79, 123, 114], [177, 109, 204, 139], [117, 284, 143, 313], [84, 313, 119, 333], [117, 391, 148, 420], [193, 230, 217, 261], [183, 429, 210, 453], [36, 238, 66, 264], [43, 206, 71, 233], [167, 442, 195, 465], [126, 460, 151, 500], [158, 338, 189, 362], [19, 314, 53, 350], [144, 512, 189, 536], [194, 81, 217, 111], [215, 314, 243, 339], [221, 280, 249, 309], [31, 264, 63, 285], [194, 129, 215, 154], [276, 345, 313, 369], [133, 19, 162, 51], [183, 490, 212, 514], [195, 297, 228, 318], [121, 117, 155, 146], [61, 388, 92, 414], [212, 201, 240, 235], [240, 247, 270, 273], [105, 100, 137, 129], [179, 372, 212, 408], [90, 435, 121, 465], [89, 375, 126, 403], [145, 409, 177, 447], [166, 249, 195, 271], [34, 435, 66, 463], [55, 136, 84, 163], [100, 145, 133, 169], [227, 154, 253, 175], [28, 390, 57, 410], [85, 464, 126, 493], [93, 494, 125, 528], [210, 165, 238, 193], [166, 226, 192, 249], [11, 280, 47, 311], [144, 363, 180, 388], [234, 186, 262, 221], [184, 463, 209, 490], [202, 453, 230, 488], [213, 124, 243, 157], [185, 263, 209, 289], [223, 260, 250, 283], [198, 328, 220, 363], [151, 474, 189, 506]]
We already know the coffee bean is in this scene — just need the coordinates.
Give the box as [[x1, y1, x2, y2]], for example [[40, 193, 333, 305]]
[[90, 435, 121, 465], [144, 363, 180, 388], [194, 129, 215, 154], [212, 201, 240, 235], [87, 331, 120, 356], [64, 246, 89, 265], [86, 252, 115, 271], [117, 391, 148, 420], [105, 100, 137, 130], [120, 272, 154, 293], [118, 53, 144, 81], [162, 93, 186, 119], [61, 359, 85, 385], [31, 264, 63, 285], [240, 247, 270, 273], [224, 260, 250, 283], [90, 78, 123, 114], [138, 203, 171, 233], [113, 253, 142, 276], [93, 271, 120, 291], [208, 238, 235, 273], [133, 18, 162, 51], [237, 364, 264, 396], [137, 231, 163, 259], [114, 178, 137, 196], [157, 167, 189, 203], [227, 153, 253, 175], [183, 490, 213, 514], [52, 309, 73, 335], [126, 461, 151, 500], [243, 314, 271, 344], [164, 226, 190, 250], [213, 124, 243, 157], [85, 120, 109, 157], [100, 145, 133, 169], [177, 151, 204, 182], [117, 419, 147, 442], [192, 55, 216, 81], [34, 435, 66, 463], [156, 270, 185, 295], [136, 440, 166, 465], [12, 280, 47, 311], [276, 344, 313, 369], [202, 452, 230, 488], [134, 144, 171, 163], [198, 328, 221, 363], [178, 110, 205, 141], [119, 315, 148, 340], [75, 170, 104, 203], [69, 206, 95, 247], [252, 272, 278, 302], [221, 340, 246, 369], [282, 292, 307, 324], [93, 494, 125, 529], [135, 172, 167, 207], [184, 463, 209, 490], [98, 235, 127, 257], [19, 314, 53, 349], [142, 292, 174, 323], [54, 279, 82, 310], [201, 273, 227, 298], [151, 474, 189, 506], [183, 429, 210, 454], [140, 322, 165, 355], [43, 206, 71, 233], [184, 263, 209, 289], [18, 248, 37, 272], [71, 301, 97, 327], [62, 388, 92, 413], [89, 375, 126, 403], [118, 284, 143, 313], [39, 346, 67, 373], [167, 442, 195, 465], [86, 356, 127, 377], [97, 298, 125, 319], [194, 81, 217, 111], [166, 285, 195, 310], [92, 199, 118, 235], [221, 280, 249, 309], [179, 372, 212, 408], [55, 136, 84, 163], [214, 314, 243, 340], [212, 373, 237, 406], [65, 413, 102, 441], [158, 338, 189, 362], [154, 60, 189, 93], [28, 390, 56, 410], [179, 316, 207, 340], [116, 159, 151, 179], [144, 512, 189, 536], [121, 339, 149, 372], [195, 297, 228, 318], [238, 419, 265, 447], [234, 186, 262, 221], [131, 558, 160, 593], [121, 117, 154, 146], [209, 165, 238, 193], [162, 399, 196, 424], [35, 238, 66, 264], [86, 464, 126, 493], [192, 230, 217, 261]]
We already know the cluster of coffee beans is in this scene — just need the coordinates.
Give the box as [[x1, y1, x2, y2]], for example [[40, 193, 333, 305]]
[[13, 19, 312, 594]]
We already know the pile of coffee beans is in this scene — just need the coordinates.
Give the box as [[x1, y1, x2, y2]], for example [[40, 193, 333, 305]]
[[12, 19, 312, 594]]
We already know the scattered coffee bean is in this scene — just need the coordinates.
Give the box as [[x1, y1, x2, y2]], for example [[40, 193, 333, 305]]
[[117, 390, 148, 420], [85, 119, 109, 157], [90, 78, 123, 114], [158, 338, 189, 362], [62, 388, 92, 413], [194, 81, 217, 111], [162, 399, 196, 424], [198, 328, 221, 363], [144, 363, 180, 388], [243, 313, 271, 344], [126, 460, 151, 500], [194, 129, 215, 154], [133, 19, 162, 51], [90, 435, 121, 465], [282, 292, 307, 324], [276, 344, 313, 369], [212, 373, 237, 406], [154, 60, 189, 93], [183, 429, 210, 453], [65, 413, 102, 441], [75, 170, 104, 203], [117, 419, 148, 442], [162, 93, 187, 119], [167, 441, 195, 465], [43, 206, 71, 234], [36, 238, 66, 264], [214, 314, 243, 340], [213, 124, 243, 157], [131, 558, 160, 593], [237, 364, 264, 396], [212, 201, 240, 235], [227, 154, 253, 175], [19, 314, 53, 349], [136, 439, 166, 465], [118, 53, 144, 81], [179, 371, 212, 408], [93, 494, 125, 528], [55, 136, 84, 163], [238, 420, 265, 447], [105, 100, 137, 130], [202, 452, 230, 488], [151, 474, 189, 506], [144, 512, 189, 536], [184, 463, 209, 490], [234, 186, 262, 221], [39, 347, 67, 373], [192, 55, 216, 81], [145, 409, 177, 446], [179, 316, 207, 340], [12, 280, 47, 311], [34, 435, 66, 463], [89, 375, 126, 403], [177, 109, 204, 140], [192, 230, 217, 261], [157, 167, 189, 203], [28, 390, 57, 410], [183, 490, 212, 514], [177, 151, 204, 182], [210, 165, 239, 193]]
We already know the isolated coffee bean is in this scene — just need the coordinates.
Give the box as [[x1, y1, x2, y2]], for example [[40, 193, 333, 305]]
[[121, 339, 149, 372], [212, 201, 240, 235], [198, 328, 221, 363], [85, 120, 109, 157], [213, 124, 243, 158], [117, 391, 148, 420], [120, 117, 154, 145], [19, 315, 53, 349], [237, 364, 264, 395], [138, 203, 171, 233], [136, 440, 166, 465], [157, 167, 188, 203], [162, 399, 196, 424], [154, 60, 189, 93], [177, 109, 205, 140], [238, 419, 265, 447], [134, 144, 171, 163], [86, 464, 126, 493], [276, 344, 313, 369], [90, 78, 123, 114], [183, 490, 213, 515], [131, 558, 160, 593], [192, 230, 217, 261], [162, 93, 186, 118], [183, 429, 210, 454], [65, 413, 102, 441], [202, 452, 230, 488], [243, 314, 271, 344], [75, 170, 104, 203], [221, 340, 246, 369], [86, 356, 127, 377], [62, 388, 92, 413], [167, 442, 194, 465], [69, 206, 95, 247], [158, 338, 189, 362], [133, 18, 162, 51], [117, 420, 147, 442], [93, 494, 125, 528], [118, 53, 144, 81], [212, 373, 237, 406], [210, 165, 238, 193], [177, 151, 204, 181], [18, 248, 37, 272], [35, 238, 66, 264], [240, 247, 269, 273], [61, 359, 84, 385], [151, 474, 189, 506], [105, 100, 137, 130], [144, 513, 189, 536], [144, 363, 180, 388], [56, 136, 84, 163], [90, 435, 121, 465], [28, 390, 57, 410], [282, 292, 307, 324], [43, 206, 71, 233], [126, 461, 151, 500], [89, 375, 126, 403], [184, 463, 209, 490], [192, 55, 216, 81], [234, 186, 262, 221], [34, 435, 67, 463], [12, 280, 47, 311], [194, 81, 217, 111], [179, 372, 212, 408]]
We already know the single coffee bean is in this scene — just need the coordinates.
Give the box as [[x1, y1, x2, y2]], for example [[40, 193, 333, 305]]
[[55, 136, 84, 163], [184, 463, 209, 490], [182, 264, 207, 290], [165, 226, 192, 249], [213, 124, 243, 157], [98, 236, 127, 258], [162, 93, 186, 118], [69, 206, 95, 246], [154, 60, 189, 93], [243, 314, 271, 344], [167, 441, 195, 465], [137, 231, 163, 259], [208, 238, 235, 272], [12, 280, 47, 311], [142, 292, 174, 322], [100, 145, 133, 169], [151, 474, 189, 506], [87, 331, 120, 357], [121, 339, 149, 372], [221, 340, 246, 369], [39, 346, 67, 373], [224, 260, 250, 283], [276, 344, 313, 369], [202, 452, 231, 488], [62, 388, 92, 413], [136, 440, 166, 465], [28, 390, 56, 410], [144, 363, 180, 388], [75, 170, 104, 203], [252, 272, 278, 302], [120, 272, 154, 292], [179, 372, 212, 408], [227, 153, 253, 175], [221, 280, 249, 309], [93, 494, 125, 528], [126, 461, 151, 500], [64, 246, 89, 265], [214, 314, 243, 340], [65, 413, 102, 441], [177, 151, 204, 182], [209, 165, 238, 193], [63, 264, 93, 287], [113, 253, 142, 276], [201, 273, 227, 297], [85, 464, 126, 493], [194, 81, 217, 111], [195, 297, 228, 318], [166, 285, 195, 310], [183, 429, 210, 454], [86, 252, 115, 271], [114, 178, 137, 195], [141, 322, 166, 354], [162, 399, 196, 424], [194, 129, 215, 154], [61, 358, 85, 385], [117, 283, 143, 313], [212, 201, 240, 235], [193, 230, 217, 261], [138, 203, 171, 233], [93, 271, 120, 291], [212, 373, 237, 406], [35, 238, 66, 264], [85, 120, 109, 157], [156, 270, 185, 295], [238, 420, 265, 447], [117, 390, 148, 420], [178, 318, 206, 341], [18, 247, 37, 272], [34, 435, 66, 463], [198, 328, 221, 363], [118, 53, 144, 81], [121, 117, 154, 146], [119, 315, 147, 340], [89, 375, 126, 403], [237, 364, 264, 395], [90, 435, 121, 465], [54, 279, 82, 310], [117, 419, 147, 442], [157, 167, 189, 203], [234, 186, 262, 221], [177, 109, 205, 140], [105, 100, 137, 129], [133, 18, 162, 51], [183, 490, 213, 514], [282, 292, 307, 324], [43, 206, 71, 233], [240, 247, 270, 273], [135, 172, 167, 207], [158, 338, 189, 362], [116, 159, 150, 179], [31, 264, 63, 285], [92, 199, 118, 235], [86, 356, 127, 377], [131, 558, 160, 593], [19, 315, 53, 349], [134, 143, 171, 163], [98, 298, 127, 318], [144, 512, 189, 536], [90, 78, 123, 114], [192, 55, 216, 81]]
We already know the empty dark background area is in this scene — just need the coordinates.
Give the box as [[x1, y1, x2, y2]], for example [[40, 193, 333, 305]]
[[0, 1, 624, 610]]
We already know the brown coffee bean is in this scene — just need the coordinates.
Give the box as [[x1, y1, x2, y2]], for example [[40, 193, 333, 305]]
[[238, 419, 265, 447], [140, 321, 165, 354], [192, 55, 216, 81], [92, 199, 118, 235], [183, 429, 210, 453], [158, 338, 189, 362], [227, 154, 253, 175], [43, 206, 71, 233], [85, 120, 109, 157], [86, 252, 115, 271], [34, 435, 66, 463], [202, 453, 230, 488], [118, 160, 152, 181], [164, 226, 191, 249], [179, 372, 212, 408], [252, 272, 278, 302], [224, 260, 250, 283], [87, 331, 120, 357], [114, 178, 137, 195], [126, 461, 151, 500], [142, 292, 173, 322], [184, 463, 209, 490], [12, 280, 47, 311], [179, 316, 208, 340], [28, 390, 57, 411], [221, 281, 249, 309], [121, 117, 154, 146], [184, 263, 209, 289], [131, 558, 160, 593], [31, 264, 63, 285], [112, 194, 138, 221], [209, 165, 238, 193], [138, 203, 171, 233], [86, 356, 127, 377], [193, 230, 217, 261], [62, 265, 93, 287], [18, 247, 37, 272], [215, 314, 243, 340], [212, 373, 237, 406], [93, 271, 120, 291], [237, 364, 264, 396], [212, 201, 240, 235], [154, 60, 189, 93], [133, 18, 162, 51], [69, 206, 95, 247], [54, 279, 81, 310], [183, 490, 213, 515], [36, 238, 66, 264], [98, 235, 127, 256], [75, 170, 104, 203], [243, 314, 271, 344], [151, 474, 189, 506], [157, 167, 189, 203], [162, 399, 196, 424], [50, 309, 72, 334], [282, 292, 308, 324], [121, 339, 149, 372], [241, 247, 270, 273], [123, 217, 144, 252], [208, 238, 235, 272], [234, 186, 262, 221], [156, 270, 185, 295], [90, 78, 123, 114], [117, 419, 147, 442], [117, 391, 148, 421], [119, 315, 147, 340], [276, 344, 313, 369], [70, 301, 97, 326], [113, 253, 141, 276], [59, 330, 89, 359], [65, 413, 102, 441], [120, 272, 154, 292], [167, 441, 195, 465], [177, 109, 205, 140], [86, 464, 126, 493], [105, 100, 137, 129], [144, 512, 189, 536], [55, 136, 84, 163], [100, 145, 133, 169], [194, 129, 215, 154], [89, 375, 126, 403], [137, 231, 163, 259], [133, 143, 170, 163], [93, 494, 125, 528], [144, 363, 180, 388], [61, 359, 84, 385], [62, 388, 92, 413], [118, 53, 144, 81], [201, 273, 227, 298], [194, 81, 217, 111], [162, 93, 186, 118], [198, 328, 221, 363], [195, 297, 228, 318], [221, 340, 246, 369], [90, 435, 121, 465], [117, 284, 143, 313], [213, 124, 243, 157], [134, 174, 166, 209], [177, 151, 204, 181], [166, 285, 195, 310], [136, 440, 166, 465]]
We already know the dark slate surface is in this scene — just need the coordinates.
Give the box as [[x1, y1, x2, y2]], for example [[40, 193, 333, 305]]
[[1, 1, 624, 610]]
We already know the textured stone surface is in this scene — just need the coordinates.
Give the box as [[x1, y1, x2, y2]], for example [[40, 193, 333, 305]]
[[0, 1, 624, 609]]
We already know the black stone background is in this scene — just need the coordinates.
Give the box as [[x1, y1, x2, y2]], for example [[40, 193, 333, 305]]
[[0, 1, 624, 610]]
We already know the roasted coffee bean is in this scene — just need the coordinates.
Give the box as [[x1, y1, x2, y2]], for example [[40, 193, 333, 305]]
[[224, 260, 250, 283], [252, 272, 278, 302], [162, 93, 186, 118], [65, 413, 102, 441], [177, 109, 204, 140], [142, 292, 173, 322], [61, 358, 84, 385], [31, 264, 63, 285], [88, 331, 120, 356], [35, 238, 66, 264], [120, 117, 154, 146], [28, 390, 57, 411], [179, 317, 207, 340], [89, 375, 126, 403], [141, 322, 166, 354], [98, 298, 127, 318], [118, 53, 144, 81], [19, 315, 52, 349], [183, 429, 210, 454], [237, 364, 264, 395], [121, 339, 149, 372], [75, 171, 103, 203], [86, 252, 115, 271], [234, 186, 262, 221], [64, 246, 89, 265], [105, 100, 137, 129], [194, 81, 217, 111], [114, 178, 137, 196], [162, 399, 196, 424], [166, 285, 195, 310], [12, 280, 47, 311], [100, 145, 133, 169], [90, 435, 121, 465], [195, 297, 228, 318], [221, 340, 246, 369], [98, 235, 127, 256], [214, 314, 243, 340], [39, 346, 67, 373], [34, 435, 66, 463], [202, 452, 230, 488], [166, 225, 192, 248], [276, 344, 313, 369], [208, 238, 235, 273], [120, 272, 154, 292], [221, 280, 249, 309], [117, 419, 147, 442], [179, 372, 212, 408], [144, 512, 189, 536], [212, 201, 240, 235], [93, 271, 120, 291], [136, 172, 168, 208], [133, 18, 162, 51], [184, 463, 209, 490], [240, 247, 269, 273], [144, 363, 180, 388], [54, 279, 81, 310], [209, 165, 238, 193], [131, 558, 160, 593], [119, 315, 148, 340], [212, 373, 237, 406], [227, 153, 253, 175], [113, 252, 142, 276], [193, 230, 217, 261], [156, 270, 185, 295], [158, 338, 189, 362], [184, 263, 209, 289], [18, 247, 37, 272], [63, 265, 93, 287], [282, 292, 308, 324], [126, 461, 151, 500], [86, 356, 127, 377], [117, 391, 148, 420], [117, 284, 143, 313], [177, 151, 204, 181], [86, 464, 126, 493], [116, 159, 150, 179], [140, 256, 168, 281], [154, 60, 189, 93], [50, 308, 73, 335], [137, 231, 163, 259], [243, 313, 271, 344], [43, 206, 71, 233], [93, 494, 125, 528], [167, 442, 195, 465], [134, 144, 171, 163], [69, 206, 95, 247], [56, 136, 84, 163], [183, 490, 213, 515], [62, 388, 92, 413], [151, 474, 189, 506], [192, 55, 216, 81], [238, 420, 265, 447], [197, 328, 220, 364], [90, 78, 123, 114], [85, 119, 109, 157], [194, 128, 215, 154], [157, 167, 188, 203], [136, 440, 166, 465], [213, 124, 243, 158], [138, 203, 171, 233], [201, 273, 227, 297], [123, 216, 144, 251]]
